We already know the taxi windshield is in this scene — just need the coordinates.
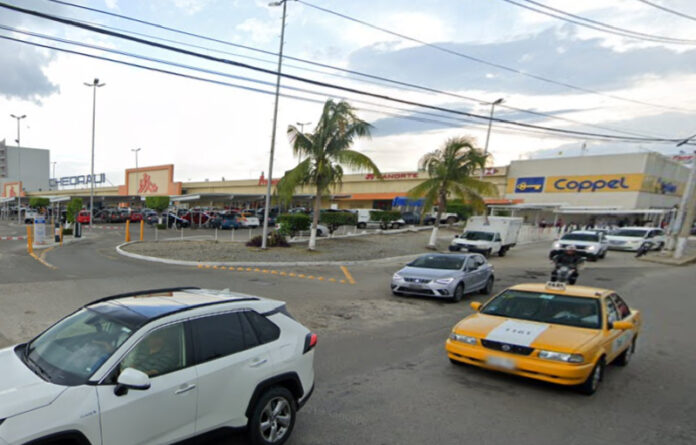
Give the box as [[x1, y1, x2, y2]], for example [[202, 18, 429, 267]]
[[481, 290, 602, 329]]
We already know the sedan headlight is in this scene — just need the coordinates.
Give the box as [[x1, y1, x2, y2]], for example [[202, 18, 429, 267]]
[[392, 273, 403, 281], [434, 277, 455, 285], [538, 350, 584, 363], [553, 242, 561, 249], [449, 332, 477, 345]]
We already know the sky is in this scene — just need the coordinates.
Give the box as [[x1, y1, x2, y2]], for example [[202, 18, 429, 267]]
[[0, 0, 695, 186]]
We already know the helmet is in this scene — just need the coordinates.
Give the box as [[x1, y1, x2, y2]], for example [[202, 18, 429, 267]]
[[565, 245, 577, 254]]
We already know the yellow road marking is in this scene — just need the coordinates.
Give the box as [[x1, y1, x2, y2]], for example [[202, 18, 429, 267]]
[[340, 279, 346, 284], [317, 277, 324, 281], [280, 272, 287, 276], [271, 270, 278, 275], [238, 267, 245, 271], [30, 248, 57, 270], [193, 264, 347, 285], [197, 264, 203, 269], [307, 275, 315, 280], [289, 272, 296, 277], [298, 274, 306, 278], [328, 278, 336, 282], [340, 266, 356, 285], [262, 269, 269, 274]]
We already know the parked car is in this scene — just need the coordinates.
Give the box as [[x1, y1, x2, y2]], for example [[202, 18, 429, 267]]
[[22, 209, 40, 224], [423, 207, 459, 225], [183, 210, 211, 226], [400, 211, 421, 225], [166, 212, 190, 229], [143, 210, 159, 225], [0, 287, 316, 445], [210, 212, 241, 230], [606, 227, 666, 251], [129, 211, 143, 222], [76, 210, 91, 224], [238, 212, 261, 228], [550, 230, 609, 261], [351, 208, 406, 230], [446, 282, 641, 395], [391, 253, 494, 302]]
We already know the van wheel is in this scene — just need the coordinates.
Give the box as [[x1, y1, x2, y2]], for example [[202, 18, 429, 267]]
[[248, 386, 296, 445], [357, 222, 366, 229], [498, 247, 507, 257], [577, 358, 604, 395]]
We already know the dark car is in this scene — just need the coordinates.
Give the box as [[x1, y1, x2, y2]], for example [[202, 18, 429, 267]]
[[143, 211, 159, 225], [211, 212, 241, 230], [166, 212, 190, 229], [401, 211, 421, 225]]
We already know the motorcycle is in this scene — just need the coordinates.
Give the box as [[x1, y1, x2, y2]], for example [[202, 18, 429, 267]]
[[550, 257, 585, 285], [635, 240, 654, 258]]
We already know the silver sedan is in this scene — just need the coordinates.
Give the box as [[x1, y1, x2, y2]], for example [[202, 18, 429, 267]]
[[390, 253, 495, 302]]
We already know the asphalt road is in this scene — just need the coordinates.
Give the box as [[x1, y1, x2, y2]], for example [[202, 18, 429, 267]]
[[0, 221, 694, 445]]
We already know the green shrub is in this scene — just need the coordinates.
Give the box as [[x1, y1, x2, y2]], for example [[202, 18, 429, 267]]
[[62, 228, 73, 236], [29, 197, 50, 209], [145, 196, 170, 212], [369, 210, 401, 229], [445, 203, 474, 220], [246, 232, 289, 248], [66, 198, 83, 224], [276, 213, 311, 237], [320, 211, 357, 234]]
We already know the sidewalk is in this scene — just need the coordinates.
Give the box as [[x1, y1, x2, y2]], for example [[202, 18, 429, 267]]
[[638, 239, 696, 266]]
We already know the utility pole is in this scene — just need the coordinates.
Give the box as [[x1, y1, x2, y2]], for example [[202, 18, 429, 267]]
[[10, 114, 26, 224], [84, 78, 105, 229], [131, 148, 141, 169], [261, 0, 289, 249], [673, 140, 696, 259], [480, 98, 503, 180]]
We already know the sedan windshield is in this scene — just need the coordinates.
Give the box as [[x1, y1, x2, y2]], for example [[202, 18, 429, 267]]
[[612, 229, 648, 238], [461, 231, 494, 241], [561, 233, 599, 242], [24, 309, 134, 386], [480, 290, 602, 329], [408, 255, 464, 270]]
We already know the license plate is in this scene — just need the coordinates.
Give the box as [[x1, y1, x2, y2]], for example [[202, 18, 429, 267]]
[[486, 356, 516, 370]]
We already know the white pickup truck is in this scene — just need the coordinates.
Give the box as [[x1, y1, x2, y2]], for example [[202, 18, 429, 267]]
[[449, 216, 523, 257]]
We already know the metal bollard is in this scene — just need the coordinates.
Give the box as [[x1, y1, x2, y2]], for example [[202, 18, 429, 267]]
[[140, 220, 144, 241], [125, 220, 131, 242], [26, 225, 33, 254], [215, 228, 218, 241]]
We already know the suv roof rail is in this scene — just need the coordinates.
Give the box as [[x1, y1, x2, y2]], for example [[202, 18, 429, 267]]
[[87, 287, 201, 306]]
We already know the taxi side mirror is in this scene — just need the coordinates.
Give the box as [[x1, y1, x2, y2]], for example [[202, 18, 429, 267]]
[[470, 302, 482, 311], [610, 321, 634, 330]]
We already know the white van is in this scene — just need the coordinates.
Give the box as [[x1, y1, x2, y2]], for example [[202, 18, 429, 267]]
[[351, 209, 406, 229]]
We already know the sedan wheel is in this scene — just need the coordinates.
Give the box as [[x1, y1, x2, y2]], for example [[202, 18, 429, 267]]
[[578, 359, 604, 395], [481, 277, 494, 295], [451, 283, 464, 302]]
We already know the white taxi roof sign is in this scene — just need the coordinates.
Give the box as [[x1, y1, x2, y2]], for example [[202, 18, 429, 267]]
[[545, 281, 566, 291]]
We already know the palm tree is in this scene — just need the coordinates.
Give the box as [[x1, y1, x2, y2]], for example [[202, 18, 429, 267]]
[[407, 137, 498, 249], [277, 99, 382, 250]]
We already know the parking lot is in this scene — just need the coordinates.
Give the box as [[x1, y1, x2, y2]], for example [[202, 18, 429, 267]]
[[0, 220, 694, 444]]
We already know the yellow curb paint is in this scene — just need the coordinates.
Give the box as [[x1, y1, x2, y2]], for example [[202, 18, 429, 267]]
[[246, 267, 253, 271], [307, 275, 314, 280], [280, 272, 287, 276], [289, 273, 296, 277], [328, 278, 336, 282], [298, 274, 305, 278], [238, 267, 245, 271], [340, 266, 356, 285], [197, 264, 203, 269], [271, 270, 278, 275], [340, 279, 346, 284], [262, 269, 269, 273], [317, 277, 324, 281], [254, 268, 261, 272]]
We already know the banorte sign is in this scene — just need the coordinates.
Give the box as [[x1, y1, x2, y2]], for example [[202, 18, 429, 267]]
[[364, 172, 418, 180]]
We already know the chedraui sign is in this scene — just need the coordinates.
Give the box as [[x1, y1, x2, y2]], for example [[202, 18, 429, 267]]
[[507, 174, 645, 194]]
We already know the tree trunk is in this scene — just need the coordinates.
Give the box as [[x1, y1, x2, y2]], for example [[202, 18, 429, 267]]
[[427, 194, 445, 249], [309, 187, 321, 250]]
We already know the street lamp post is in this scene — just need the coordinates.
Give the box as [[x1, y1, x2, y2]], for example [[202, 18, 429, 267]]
[[131, 148, 141, 169], [84, 78, 105, 229], [480, 98, 504, 180], [261, 0, 290, 250], [10, 113, 26, 224], [672, 135, 696, 259]]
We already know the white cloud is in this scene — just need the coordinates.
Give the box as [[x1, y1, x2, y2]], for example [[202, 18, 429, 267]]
[[104, 0, 118, 10], [171, 0, 213, 14], [236, 17, 279, 45]]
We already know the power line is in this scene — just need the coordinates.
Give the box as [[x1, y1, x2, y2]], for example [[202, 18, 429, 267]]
[[41, 0, 671, 139], [297, 0, 695, 113], [0, 2, 687, 143], [505, 0, 696, 45], [635, 0, 696, 22]]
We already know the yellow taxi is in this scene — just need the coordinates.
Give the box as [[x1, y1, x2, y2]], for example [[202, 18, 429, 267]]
[[445, 282, 641, 394]]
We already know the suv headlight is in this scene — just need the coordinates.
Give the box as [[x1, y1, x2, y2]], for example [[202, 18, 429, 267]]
[[553, 242, 561, 249], [587, 245, 596, 251], [392, 273, 403, 281], [434, 277, 455, 285], [449, 332, 477, 345], [538, 350, 584, 363]]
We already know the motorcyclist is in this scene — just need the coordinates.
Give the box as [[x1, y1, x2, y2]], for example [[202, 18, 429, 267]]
[[551, 246, 584, 283]]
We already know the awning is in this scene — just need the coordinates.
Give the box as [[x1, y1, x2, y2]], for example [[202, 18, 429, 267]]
[[392, 196, 424, 207], [1, 197, 17, 203], [484, 198, 524, 205]]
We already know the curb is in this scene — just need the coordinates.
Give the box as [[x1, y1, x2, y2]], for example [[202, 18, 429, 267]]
[[638, 253, 696, 266], [33, 235, 89, 250], [0, 236, 27, 241], [116, 240, 425, 267]]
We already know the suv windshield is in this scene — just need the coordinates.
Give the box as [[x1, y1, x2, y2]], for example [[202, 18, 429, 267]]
[[561, 233, 599, 242], [480, 290, 602, 329], [24, 309, 135, 386], [408, 255, 464, 270], [613, 229, 648, 238], [461, 231, 494, 241]]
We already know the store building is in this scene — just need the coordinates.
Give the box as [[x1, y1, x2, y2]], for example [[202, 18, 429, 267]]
[[497, 152, 690, 226], [0, 139, 51, 196]]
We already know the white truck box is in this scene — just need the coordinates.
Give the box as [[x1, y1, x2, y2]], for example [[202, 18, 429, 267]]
[[449, 216, 523, 256]]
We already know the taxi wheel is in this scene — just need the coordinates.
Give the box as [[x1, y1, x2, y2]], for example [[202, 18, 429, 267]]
[[616, 338, 635, 367], [578, 359, 604, 395], [451, 283, 464, 302]]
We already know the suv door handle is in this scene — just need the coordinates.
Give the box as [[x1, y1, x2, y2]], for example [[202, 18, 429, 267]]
[[175, 384, 196, 395], [249, 358, 267, 368]]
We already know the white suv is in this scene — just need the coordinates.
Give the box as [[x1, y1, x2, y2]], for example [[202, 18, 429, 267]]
[[0, 287, 316, 445], [550, 230, 609, 261]]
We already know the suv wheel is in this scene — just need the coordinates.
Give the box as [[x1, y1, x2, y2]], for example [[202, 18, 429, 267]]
[[248, 386, 296, 445]]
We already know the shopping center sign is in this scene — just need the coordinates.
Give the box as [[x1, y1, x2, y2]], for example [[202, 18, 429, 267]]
[[2, 181, 23, 198], [119, 165, 182, 196], [508, 174, 645, 194], [49, 173, 106, 188], [364, 172, 419, 180]]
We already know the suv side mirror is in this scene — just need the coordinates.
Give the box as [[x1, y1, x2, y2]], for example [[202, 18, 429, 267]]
[[115, 368, 151, 396]]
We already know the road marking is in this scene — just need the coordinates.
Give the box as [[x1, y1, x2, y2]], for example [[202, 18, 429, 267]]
[[193, 264, 348, 285], [30, 247, 57, 270], [340, 266, 356, 285]]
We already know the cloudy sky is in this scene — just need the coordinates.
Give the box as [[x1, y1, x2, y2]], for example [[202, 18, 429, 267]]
[[0, 0, 695, 185]]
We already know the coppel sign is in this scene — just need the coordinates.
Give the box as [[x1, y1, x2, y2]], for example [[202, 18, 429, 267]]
[[49, 173, 106, 188], [545, 174, 644, 193]]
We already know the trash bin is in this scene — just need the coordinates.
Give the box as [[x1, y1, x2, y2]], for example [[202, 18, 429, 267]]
[[75, 221, 82, 238], [34, 218, 47, 245], [54, 222, 61, 242]]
